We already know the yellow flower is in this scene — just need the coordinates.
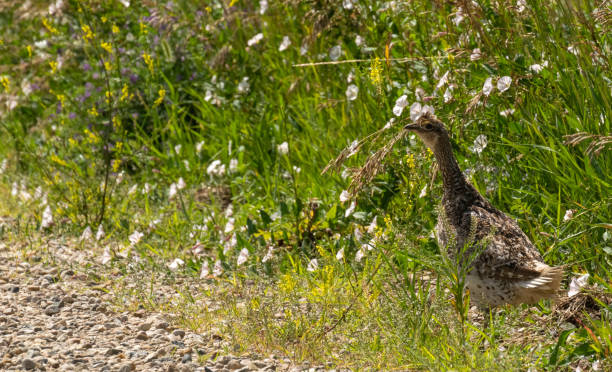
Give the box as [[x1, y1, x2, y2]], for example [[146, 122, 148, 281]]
[[49, 61, 58, 74], [112, 24, 119, 34], [112, 116, 121, 130], [120, 84, 129, 101], [55, 94, 66, 107], [142, 52, 154, 74], [139, 22, 148, 35], [101, 16, 107, 23], [88, 106, 99, 117], [0, 76, 9, 93], [105, 90, 113, 104], [229, 0, 238, 6], [50, 154, 68, 167], [154, 89, 166, 106], [81, 25, 95, 42], [100, 41, 112, 53], [104, 60, 112, 71], [42, 18, 59, 34], [369, 57, 383, 93], [115, 141, 123, 151], [112, 159, 121, 172], [26, 45, 32, 58], [405, 153, 415, 170]]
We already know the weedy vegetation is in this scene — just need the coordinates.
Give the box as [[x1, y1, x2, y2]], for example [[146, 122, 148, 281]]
[[0, 0, 611, 370]]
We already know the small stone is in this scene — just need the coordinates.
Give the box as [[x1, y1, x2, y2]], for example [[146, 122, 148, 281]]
[[181, 353, 192, 363], [227, 360, 243, 370], [139, 322, 152, 331], [105, 348, 122, 356], [9, 286, 19, 293], [118, 362, 135, 372], [44, 304, 60, 316], [156, 321, 169, 330], [28, 285, 40, 291], [136, 331, 148, 340], [173, 329, 185, 338], [22, 358, 36, 370], [166, 365, 179, 372]]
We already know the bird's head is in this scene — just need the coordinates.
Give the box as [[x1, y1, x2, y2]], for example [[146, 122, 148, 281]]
[[404, 113, 449, 151]]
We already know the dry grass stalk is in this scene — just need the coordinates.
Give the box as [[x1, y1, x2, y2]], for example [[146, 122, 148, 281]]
[[563, 132, 612, 156], [322, 118, 409, 197]]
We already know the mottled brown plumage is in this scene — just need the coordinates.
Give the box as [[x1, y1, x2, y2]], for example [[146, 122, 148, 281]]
[[405, 114, 563, 308]]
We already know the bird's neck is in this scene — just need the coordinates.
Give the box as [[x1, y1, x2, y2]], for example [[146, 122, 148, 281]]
[[431, 137, 470, 196]]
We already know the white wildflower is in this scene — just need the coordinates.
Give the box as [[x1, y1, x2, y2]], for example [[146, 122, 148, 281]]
[[347, 139, 359, 157], [516, 0, 526, 13], [200, 260, 210, 278], [568, 273, 589, 297], [128, 230, 144, 247], [367, 216, 378, 234], [500, 108, 515, 117], [483, 77, 494, 96], [568, 45, 579, 55], [563, 209, 575, 222], [213, 260, 223, 276], [354, 227, 363, 242], [345, 201, 356, 217], [293, 166, 301, 173], [393, 95, 409, 116], [279, 36, 291, 52], [115, 171, 124, 185], [229, 158, 238, 172], [177, 177, 186, 190], [196, 141, 205, 152], [329, 45, 342, 61], [470, 48, 482, 61], [443, 87, 453, 103], [343, 0, 355, 10], [96, 224, 105, 241], [237, 248, 249, 266], [307, 258, 318, 272], [192, 241, 205, 256], [453, 7, 465, 26], [355, 247, 365, 262], [168, 258, 184, 271], [168, 183, 178, 199], [262, 246, 274, 262], [119, 0, 130, 7], [436, 71, 449, 89], [41, 205, 53, 229], [419, 185, 428, 198], [355, 35, 364, 47], [247, 33, 264, 47], [174, 144, 182, 155], [529, 64, 544, 73], [472, 134, 488, 154], [80, 226, 93, 241], [237, 77, 250, 94], [339, 190, 351, 203], [259, 0, 267, 15], [300, 42, 308, 56], [346, 84, 359, 101], [100, 247, 112, 265], [277, 141, 289, 155], [224, 218, 235, 233], [497, 76, 512, 93], [128, 184, 138, 195], [336, 247, 345, 261], [384, 117, 395, 130], [34, 40, 48, 49], [207, 159, 226, 177]]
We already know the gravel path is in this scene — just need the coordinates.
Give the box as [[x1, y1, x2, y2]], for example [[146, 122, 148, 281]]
[[0, 242, 293, 372]]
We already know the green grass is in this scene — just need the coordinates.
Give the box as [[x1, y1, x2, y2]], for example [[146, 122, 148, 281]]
[[0, 0, 611, 370]]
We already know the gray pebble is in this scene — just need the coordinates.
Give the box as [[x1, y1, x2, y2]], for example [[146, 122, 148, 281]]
[[44, 304, 61, 316], [105, 347, 122, 356], [118, 362, 135, 372], [139, 322, 152, 331], [173, 329, 186, 337], [22, 358, 36, 370], [136, 331, 148, 340], [181, 353, 192, 363]]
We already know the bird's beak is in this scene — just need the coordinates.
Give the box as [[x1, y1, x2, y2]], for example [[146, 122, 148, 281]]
[[404, 123, 419, 131]]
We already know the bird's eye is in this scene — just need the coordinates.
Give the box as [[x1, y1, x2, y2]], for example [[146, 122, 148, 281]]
[[425, 124, 434, 130]]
